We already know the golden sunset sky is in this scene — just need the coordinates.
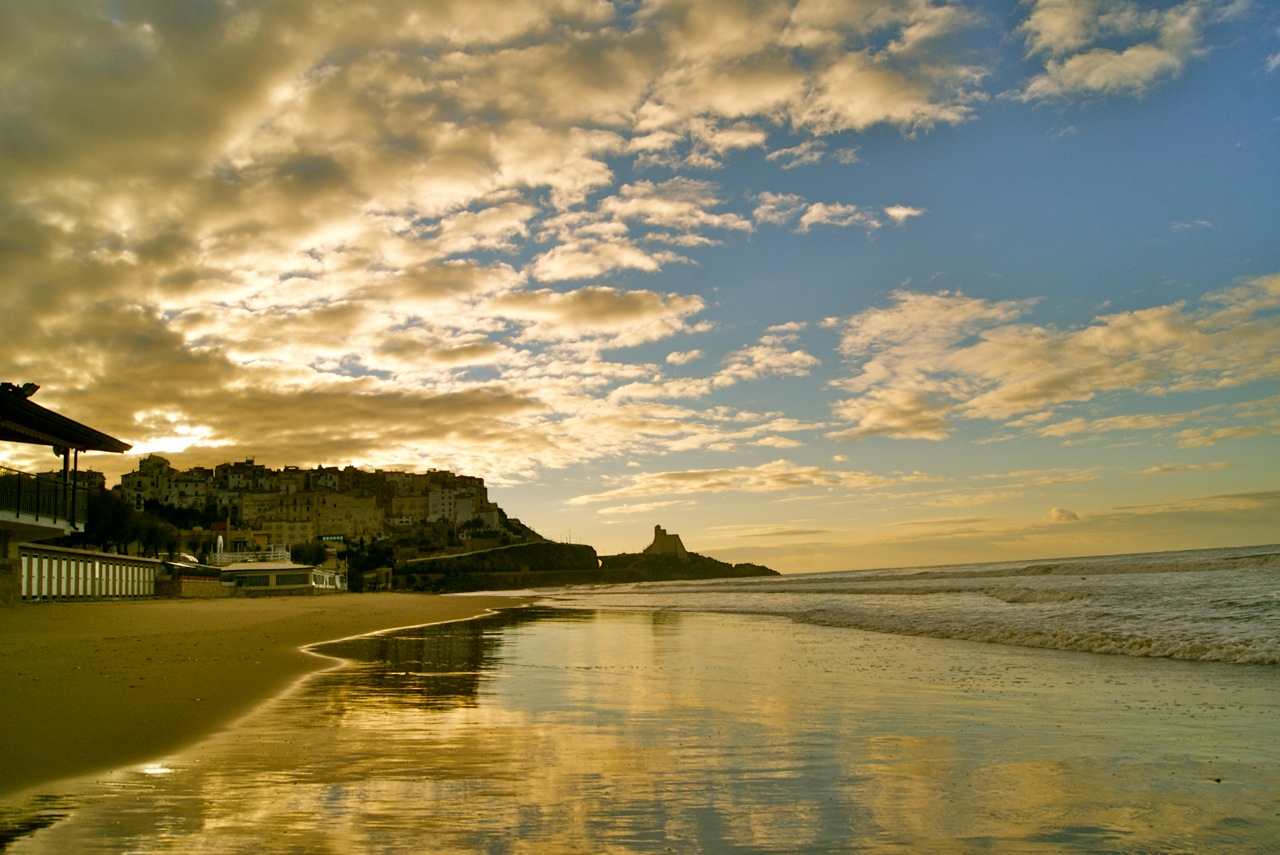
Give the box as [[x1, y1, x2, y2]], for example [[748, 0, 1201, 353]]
[[3, 0, 1277, 571]]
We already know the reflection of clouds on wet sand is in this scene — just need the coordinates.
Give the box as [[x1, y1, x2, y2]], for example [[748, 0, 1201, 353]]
[[5, 609, 1278, 852]]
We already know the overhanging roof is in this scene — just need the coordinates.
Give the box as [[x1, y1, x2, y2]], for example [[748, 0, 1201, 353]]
[[0, 384, 132, 453]]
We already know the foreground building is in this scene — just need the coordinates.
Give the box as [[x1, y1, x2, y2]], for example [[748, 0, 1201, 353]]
[[0, 383, 134, 602]]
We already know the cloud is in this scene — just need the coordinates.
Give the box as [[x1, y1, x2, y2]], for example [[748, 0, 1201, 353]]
[[1139, 462, 1234, 474], [1174, 425, 1275, 448], [728, 526, 831, 538], [529, 238, 689, 282], [752, 194, 930, 238], [893, 517, 994, 528], [881, 466, 1101, 512], [596, 178, 753, 234], [827, 289, 1031, 439], [1050, 507, 1080, 522], [666, 349, 704, 366], [596, 500, 698, 516], [1017, 0, 1212, 101], [567, 459, 895, 505], [609, 331, 819, 403], [828, 274, 1280, 441], [973, 467, 1102, 487], [529, 178, 752, 280], [1036, 410, 1210, 438], [766, 140, 827, 169], [828, 388, 953, 441], [790, 6, 987, 132], [752, 192, 885, 233], [492, 286, 707, 345], [884, 205, 926, 224], [752, 192, 808, 225], [798, 202, 881, 232], [752, 436, 804, 449], [717, 334, 820, 383]]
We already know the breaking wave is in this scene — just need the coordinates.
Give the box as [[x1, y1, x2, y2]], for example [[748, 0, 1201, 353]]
[[541, 544, 1280, 666]]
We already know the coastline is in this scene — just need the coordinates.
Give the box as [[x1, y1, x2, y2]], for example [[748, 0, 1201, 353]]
[[0, 593, 529, 797]]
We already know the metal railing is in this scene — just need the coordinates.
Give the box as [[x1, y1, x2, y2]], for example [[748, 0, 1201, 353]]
[[0, 465, 87, 529], [207, 546, 292, 566]]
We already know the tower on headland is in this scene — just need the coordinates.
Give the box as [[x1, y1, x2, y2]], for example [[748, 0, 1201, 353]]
[[642, 525, 688, 560]]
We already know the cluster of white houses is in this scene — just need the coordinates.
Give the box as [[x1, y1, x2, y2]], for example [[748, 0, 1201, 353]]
[[118, 455, 503, 553]]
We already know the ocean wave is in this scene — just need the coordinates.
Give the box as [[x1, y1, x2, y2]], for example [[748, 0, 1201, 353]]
[[981, 587, 1090, 604], [588, 547, 1280, 597], [791, 608, 1280, 665], [543, 544, 1280, 667], [836, 549, 1280, 585]]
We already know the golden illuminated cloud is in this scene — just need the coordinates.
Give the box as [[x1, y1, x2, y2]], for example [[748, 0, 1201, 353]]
[[568, 459, 896, 505], [1017, 0, 1223, 100], [1, 0, 1275, 567], [827, 275, 1280, 442]]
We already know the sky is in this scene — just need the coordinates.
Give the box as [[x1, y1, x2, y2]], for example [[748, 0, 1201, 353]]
[[2, 0, 1278, 572]]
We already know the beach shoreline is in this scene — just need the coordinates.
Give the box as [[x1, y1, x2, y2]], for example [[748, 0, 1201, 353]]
[[0, 593, 529, 798]]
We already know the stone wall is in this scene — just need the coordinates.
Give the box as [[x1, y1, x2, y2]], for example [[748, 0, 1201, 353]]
[[0, 558, 16, 606], [154, 576, 232, 599]]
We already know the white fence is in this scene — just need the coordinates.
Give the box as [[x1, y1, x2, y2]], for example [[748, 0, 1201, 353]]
[[208, 546, 291, 566], [19, 544, 162, 601]]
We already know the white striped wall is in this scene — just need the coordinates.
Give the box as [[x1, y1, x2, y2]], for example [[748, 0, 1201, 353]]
[[18, 544, 161, 600]]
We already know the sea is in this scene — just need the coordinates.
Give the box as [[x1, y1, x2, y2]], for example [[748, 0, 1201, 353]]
[[3, 544, 1278, 853]]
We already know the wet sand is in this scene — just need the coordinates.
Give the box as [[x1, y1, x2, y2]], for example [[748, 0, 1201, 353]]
[[0, 594, 527, 797], [7, 607, 1276, 852]]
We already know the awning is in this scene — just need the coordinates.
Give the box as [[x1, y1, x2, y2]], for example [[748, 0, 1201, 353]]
[[0, 383, 132, 453]]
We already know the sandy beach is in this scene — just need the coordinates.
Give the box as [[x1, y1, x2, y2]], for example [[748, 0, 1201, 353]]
[[0, 593, 527, 797], [5, 605, 1275, 852]]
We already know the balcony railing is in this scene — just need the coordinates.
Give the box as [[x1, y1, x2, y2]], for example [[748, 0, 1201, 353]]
[[0, 465, 88, 529]]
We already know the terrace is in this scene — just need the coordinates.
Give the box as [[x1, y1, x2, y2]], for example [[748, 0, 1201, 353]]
[[0, 382, 130, 564], [0, 464, 90, 542]]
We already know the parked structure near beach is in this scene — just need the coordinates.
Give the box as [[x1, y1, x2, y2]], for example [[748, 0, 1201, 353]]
[[642, 525, 688, 560], [15, 542, 161, 601], [221, 561, 342, 596]]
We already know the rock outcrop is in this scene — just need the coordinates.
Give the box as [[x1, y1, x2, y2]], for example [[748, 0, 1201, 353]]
[[394, 537, 778, 592]]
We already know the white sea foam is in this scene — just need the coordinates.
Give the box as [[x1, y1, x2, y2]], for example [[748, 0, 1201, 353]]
[[541, 544, 1280, 665], [981, 587, 1089, 604]]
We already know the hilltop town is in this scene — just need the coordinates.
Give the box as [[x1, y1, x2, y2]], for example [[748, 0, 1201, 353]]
[[102, 457, 777, 592], [111, 455, 533, 568]]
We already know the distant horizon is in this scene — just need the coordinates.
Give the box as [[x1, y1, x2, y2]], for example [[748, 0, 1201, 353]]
[[3, 0, 1277, 573], [20, 432, 1280, 573], [83, 452, 1280, 576]]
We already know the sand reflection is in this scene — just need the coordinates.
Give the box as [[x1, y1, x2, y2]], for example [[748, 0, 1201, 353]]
[[3, 607, 1277, 852]]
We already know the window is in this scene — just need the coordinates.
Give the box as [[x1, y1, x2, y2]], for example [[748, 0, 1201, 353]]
[[275, 572, 311, 587]]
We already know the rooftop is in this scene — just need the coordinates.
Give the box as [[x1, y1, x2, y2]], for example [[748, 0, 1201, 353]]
[[0, 383, 131, 453]]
